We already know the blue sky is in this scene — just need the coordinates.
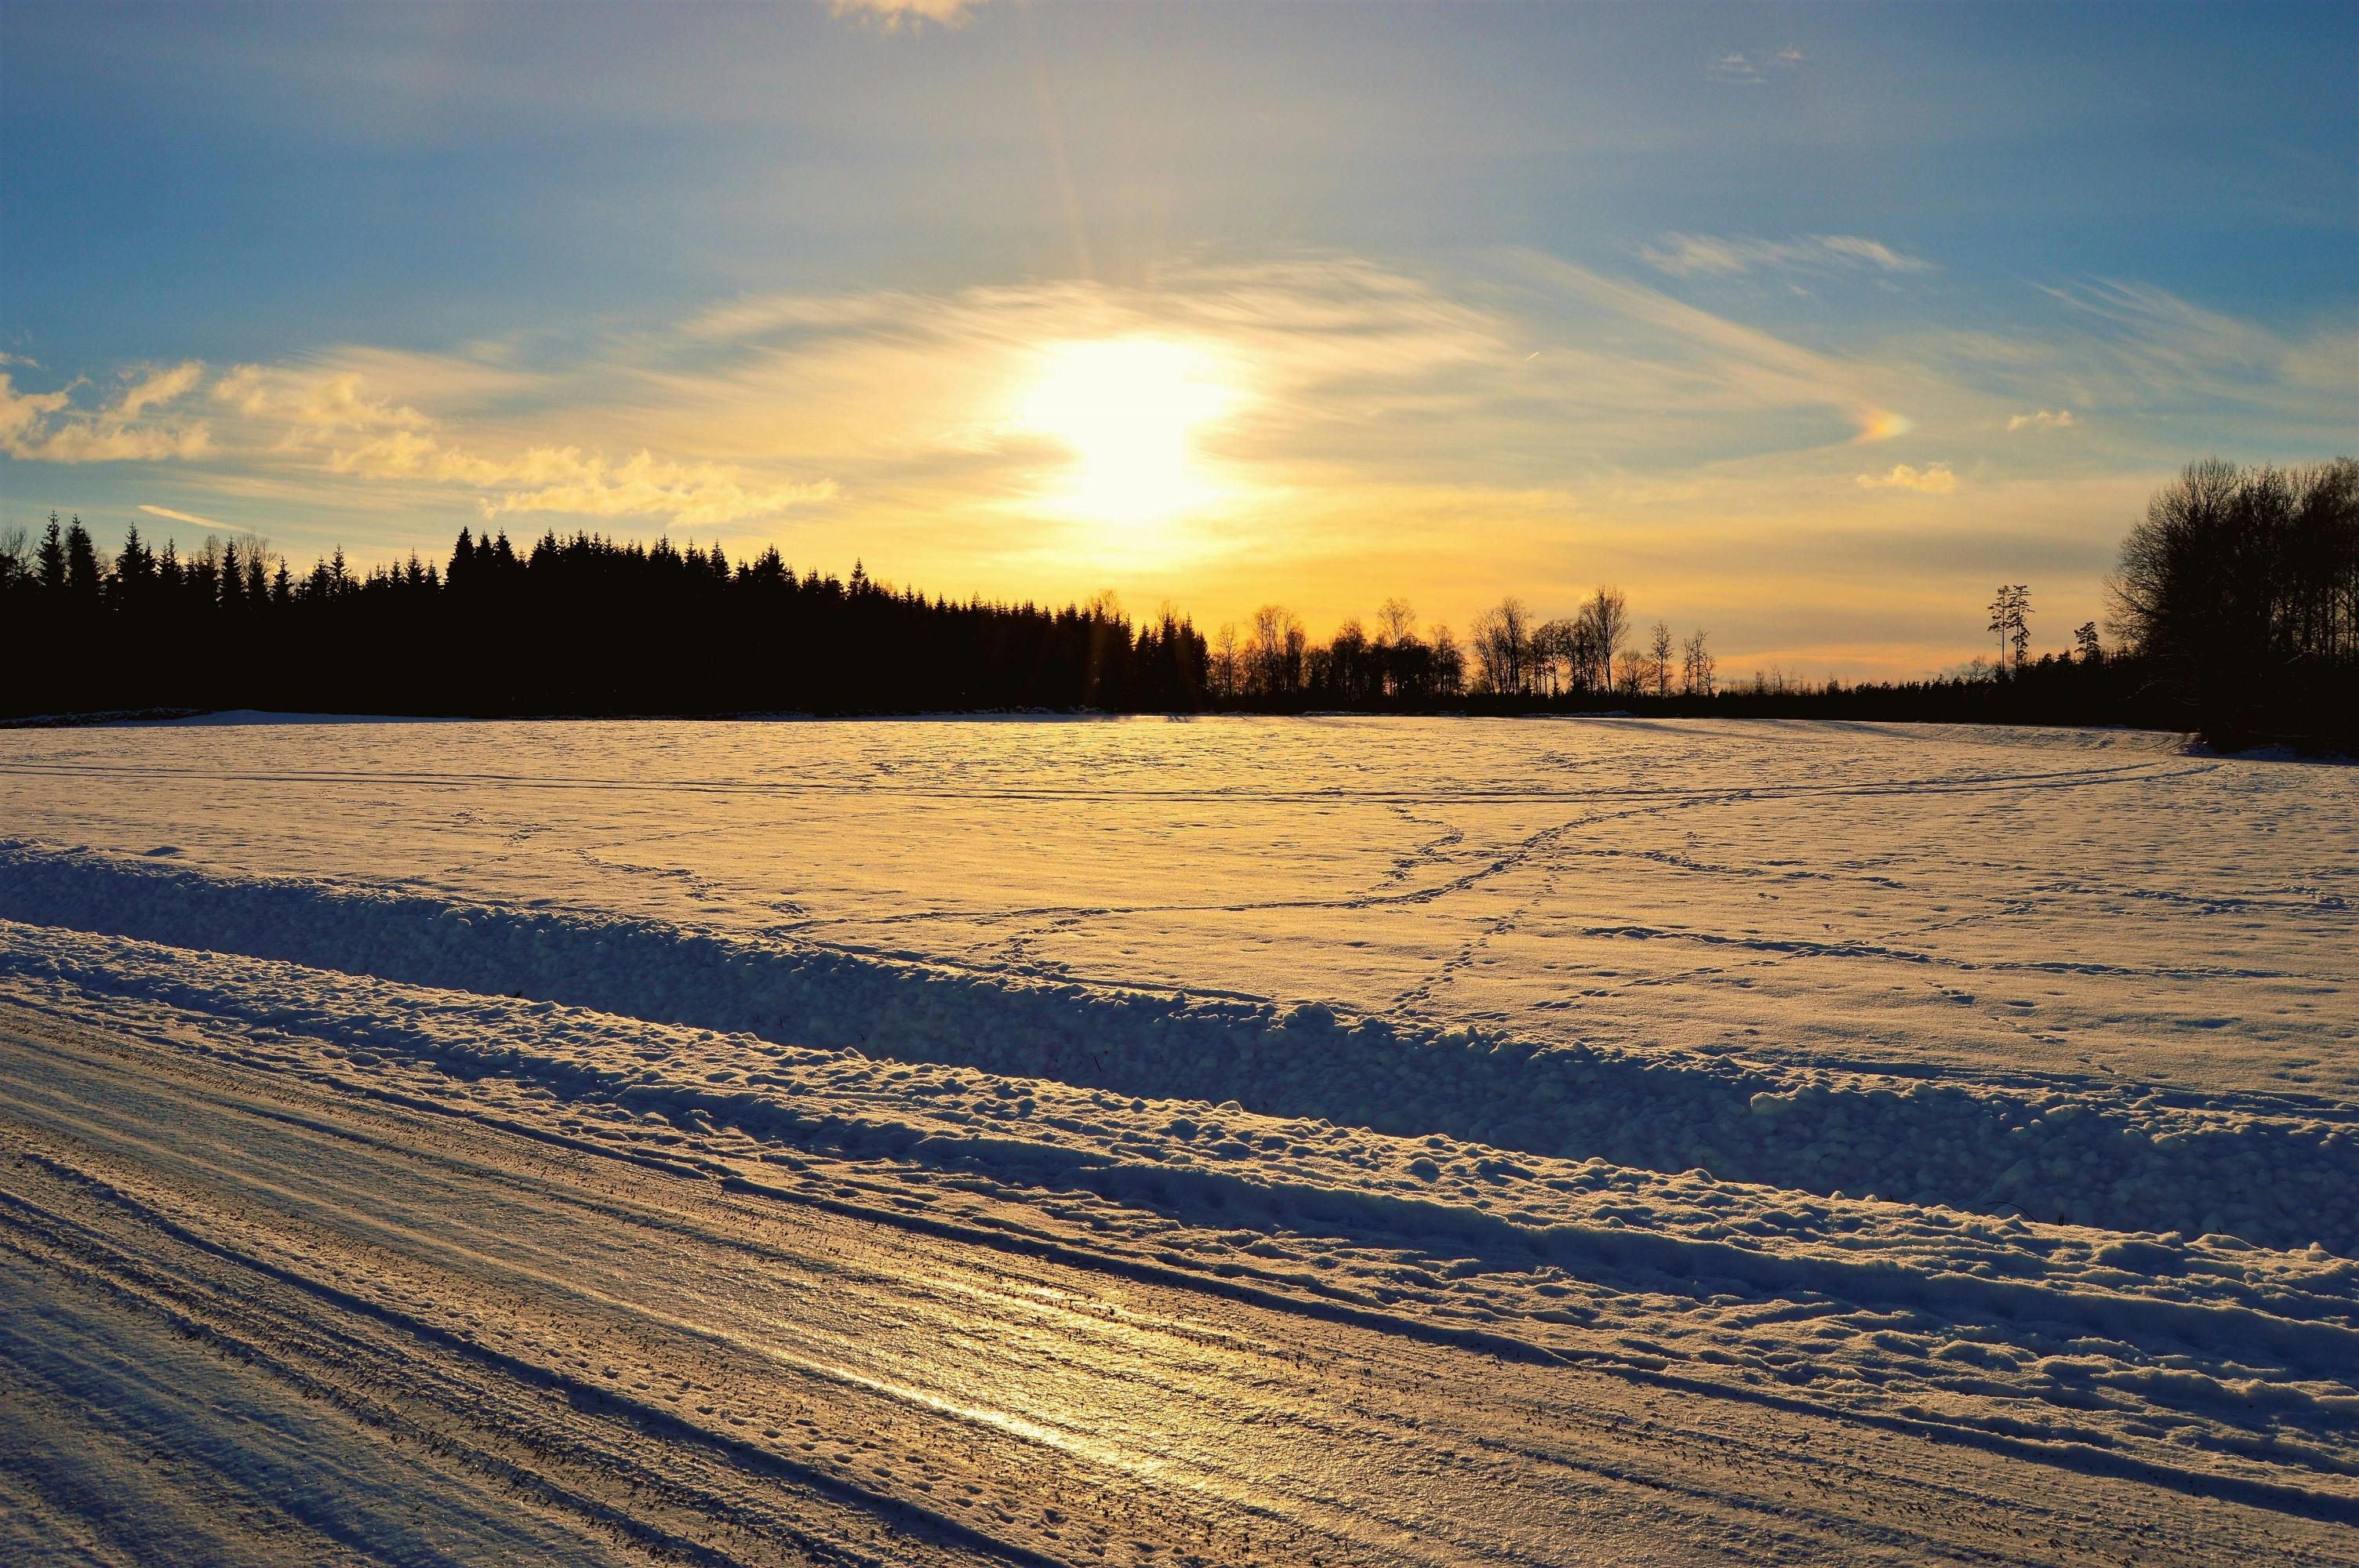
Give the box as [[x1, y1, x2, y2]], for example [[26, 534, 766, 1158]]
[[3, 1, 2354, 676]]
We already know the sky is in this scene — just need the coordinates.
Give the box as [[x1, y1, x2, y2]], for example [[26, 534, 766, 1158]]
[[2, 1, 2354, 680]]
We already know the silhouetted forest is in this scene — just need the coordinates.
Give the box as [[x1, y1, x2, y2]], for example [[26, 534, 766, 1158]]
[[0, 528, 1209, 717], [4, 457, 2351, 749]]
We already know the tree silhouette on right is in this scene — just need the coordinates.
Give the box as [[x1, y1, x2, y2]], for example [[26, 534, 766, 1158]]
[[2109, 458, 2358, 746]]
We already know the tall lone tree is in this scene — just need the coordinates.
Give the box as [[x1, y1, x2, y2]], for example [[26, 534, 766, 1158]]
[[1987, 584, 2029, 672]]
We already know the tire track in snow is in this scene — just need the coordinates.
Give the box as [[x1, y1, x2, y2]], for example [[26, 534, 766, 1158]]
[[3, 1007, 2348, 1565]]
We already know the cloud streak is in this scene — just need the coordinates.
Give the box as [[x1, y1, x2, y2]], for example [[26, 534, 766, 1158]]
[[137, 503, 231, 530], [1641, 234, 1933, 279], [1513, 251, 1917, 443]]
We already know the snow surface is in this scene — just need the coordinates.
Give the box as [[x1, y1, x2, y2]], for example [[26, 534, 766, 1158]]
[[2, 714, 2354, 1564]]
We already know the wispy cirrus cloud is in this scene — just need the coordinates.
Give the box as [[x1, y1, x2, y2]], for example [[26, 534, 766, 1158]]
[[1904, 278, 2355, 437], [1510, 251, 1917, 444], [1641, 233, 1933, 279], [2026, 277, 2358, 412]]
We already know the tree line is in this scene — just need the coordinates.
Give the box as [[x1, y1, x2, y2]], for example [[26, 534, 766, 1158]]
[[3, 455, 2350, 746], [0, 519, 1723, 715], [0, 524, 1209, 716]]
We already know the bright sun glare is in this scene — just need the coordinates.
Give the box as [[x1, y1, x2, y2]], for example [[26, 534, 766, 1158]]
[[1019, 337, 1237, 528]]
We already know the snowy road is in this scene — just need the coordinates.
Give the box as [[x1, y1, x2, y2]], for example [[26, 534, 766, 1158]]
[[2, 715, 2354, 1563], [2, 997, 2345, 1567]]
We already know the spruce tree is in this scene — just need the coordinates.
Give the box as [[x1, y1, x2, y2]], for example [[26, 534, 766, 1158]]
[[64, 517, 103, 603], [38, 514, 66, 593]]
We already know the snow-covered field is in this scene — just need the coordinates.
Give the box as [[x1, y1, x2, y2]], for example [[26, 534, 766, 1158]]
[[2, 714, 2354, 1564]]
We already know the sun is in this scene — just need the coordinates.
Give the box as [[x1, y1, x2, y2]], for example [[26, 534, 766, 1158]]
[[1018, 337, 1237, 528]]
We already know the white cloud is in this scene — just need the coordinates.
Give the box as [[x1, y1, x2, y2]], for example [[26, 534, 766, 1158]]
[[116, 361, 205, 419], [1856, 462, 1957, 494], [1708, 45, 1806, 83], [2006, 408, 2077, 431], [829, 0, 976, 29], [1641, 233, 1933, 279], [214, 365, 429, 434], [0, 367, 213, 463], [212, 359, 834, 528]]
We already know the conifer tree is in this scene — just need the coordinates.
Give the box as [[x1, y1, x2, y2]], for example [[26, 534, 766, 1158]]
[[38, 514, 66, 594]]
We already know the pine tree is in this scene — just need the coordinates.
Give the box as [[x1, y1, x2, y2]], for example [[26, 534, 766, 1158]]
[[64, 517, 103, 603], [111, 523, 155, 606], [38, 514, 66, 593]]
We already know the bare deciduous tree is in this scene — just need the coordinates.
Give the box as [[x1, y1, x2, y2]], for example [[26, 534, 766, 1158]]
[[0, 524, 27, 591], [1212, 622, 1241, 699], [2110, 456, 2357, 735], [1470, 597, 1533, 694], [1547, 586, 1630, 694], [1248, 603, 1306, 697], [1680, 628, 1715, 696]]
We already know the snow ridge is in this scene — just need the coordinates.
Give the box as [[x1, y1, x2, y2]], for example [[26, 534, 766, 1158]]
[[3, 840, 2353, 1254], [7, 924, 2358, 1526]]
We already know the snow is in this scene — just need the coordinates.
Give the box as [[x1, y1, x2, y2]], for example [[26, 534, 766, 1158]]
[[2, 714, 2354, 1563], [5, 713, 2350, 1102]]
